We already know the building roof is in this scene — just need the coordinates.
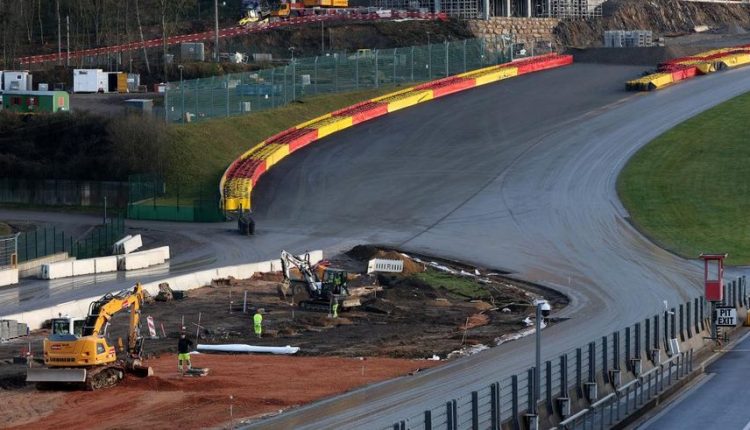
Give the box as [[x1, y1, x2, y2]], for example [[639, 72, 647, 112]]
[[2, 90, 68, 97]]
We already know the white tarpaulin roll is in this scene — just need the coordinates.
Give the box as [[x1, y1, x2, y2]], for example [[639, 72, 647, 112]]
[[197, 344, 300, 354]]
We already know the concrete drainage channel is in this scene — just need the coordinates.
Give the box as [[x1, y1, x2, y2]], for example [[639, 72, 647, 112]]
[[384, 276, 749, 430]]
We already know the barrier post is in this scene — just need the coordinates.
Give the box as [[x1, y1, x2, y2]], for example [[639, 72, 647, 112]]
[[445, 41, 449, 77], [463, 39, 467, 72], [410, 46, 414, 81]]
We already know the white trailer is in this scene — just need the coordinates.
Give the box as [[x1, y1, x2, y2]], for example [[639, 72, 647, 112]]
[[2, 71, 32, 92], [73, 69, 106, 93]]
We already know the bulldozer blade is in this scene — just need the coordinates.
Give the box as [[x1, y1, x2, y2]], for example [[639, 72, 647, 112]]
[[128, 364, 153, 378], [26, 368, 87, 383], [342, 297, 361, 308]]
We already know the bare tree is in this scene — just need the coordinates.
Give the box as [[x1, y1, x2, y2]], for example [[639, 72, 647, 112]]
[[135, 0, 150, 74]]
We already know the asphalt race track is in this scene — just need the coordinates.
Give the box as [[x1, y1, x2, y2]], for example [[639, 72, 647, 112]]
[[3, 62, 750, 428]]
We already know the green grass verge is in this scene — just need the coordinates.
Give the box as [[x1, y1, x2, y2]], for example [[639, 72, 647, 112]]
[[617, 92, 750, 265], [0, 222, 11, 236], [165, 86, 405, 193], [413, 269, 491, 300]]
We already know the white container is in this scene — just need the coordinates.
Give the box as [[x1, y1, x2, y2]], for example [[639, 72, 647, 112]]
[[2, 71, 32, 91], [41, 261, 74, 280], [72, 259, 96, 276], [94, 256, 118, 274], [73, 69, 106, 93]]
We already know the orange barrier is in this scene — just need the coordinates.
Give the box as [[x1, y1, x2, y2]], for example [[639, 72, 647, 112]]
[[221, 54, 575, 211]]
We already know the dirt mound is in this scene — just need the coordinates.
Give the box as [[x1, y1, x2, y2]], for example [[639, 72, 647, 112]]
[[373, 250, 425, 275], [119, 375, 181, 391], [460, 313, 490, 330], [555, 0, 750, 48]]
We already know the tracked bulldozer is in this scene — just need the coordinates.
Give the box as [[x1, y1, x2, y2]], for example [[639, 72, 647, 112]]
[[26, 284, 153, 390]]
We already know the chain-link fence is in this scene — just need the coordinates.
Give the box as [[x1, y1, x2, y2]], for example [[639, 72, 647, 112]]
[[127, 173, 224, 222], [0, 178, 129, 208], [16, 214, 125, 262], [0, 236, 17, 269], [165, 37, 517, 123]]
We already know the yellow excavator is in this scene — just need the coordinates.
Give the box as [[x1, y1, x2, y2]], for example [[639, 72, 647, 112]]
[[26, 284, 153, 390]]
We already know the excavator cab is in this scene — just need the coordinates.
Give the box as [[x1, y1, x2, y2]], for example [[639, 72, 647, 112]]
[[50, 316, 85, 337]]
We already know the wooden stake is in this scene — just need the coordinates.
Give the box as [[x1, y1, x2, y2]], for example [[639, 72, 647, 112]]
[[243, 291, 248, 313], [195, 312, 202, 340]]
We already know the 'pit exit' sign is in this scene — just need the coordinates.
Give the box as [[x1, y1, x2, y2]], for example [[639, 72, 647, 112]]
[[715, 307, 737, 327]]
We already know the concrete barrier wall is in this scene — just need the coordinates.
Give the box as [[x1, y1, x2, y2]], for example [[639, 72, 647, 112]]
[[121, 234, 142, 254], [41, 261, 74, 280], [117, 246, 170, 271], [17, 253, 70, 279], [0, 268, 19, 287], [94, 256, 118, 274], [1, 250, 323, 330], [72, 259, 96, 276]]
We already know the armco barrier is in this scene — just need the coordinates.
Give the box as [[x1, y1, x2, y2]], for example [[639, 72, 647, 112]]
[[0, 250, 323, 329], [221, 54, 574, 211], [627, 44, 750, 91]]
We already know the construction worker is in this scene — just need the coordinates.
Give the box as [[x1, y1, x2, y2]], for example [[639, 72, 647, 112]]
[[331, 299, 339, 318], [177, 333, 193, 374], [253, 309, 263, 338]]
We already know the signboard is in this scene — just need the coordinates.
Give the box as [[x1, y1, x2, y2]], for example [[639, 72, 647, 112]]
[[715, 307, 737, 327], [367, 258, 404, 274]]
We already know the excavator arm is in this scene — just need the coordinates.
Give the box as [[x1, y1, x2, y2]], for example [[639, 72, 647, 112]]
[[82, 284, 145, 353], [280, 250, 321, 294]]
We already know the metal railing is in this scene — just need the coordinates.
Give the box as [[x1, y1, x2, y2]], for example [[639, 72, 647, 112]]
[[0, 236, 18, 269], [383, 276, 748, 430], [165, 37, 516, 123]]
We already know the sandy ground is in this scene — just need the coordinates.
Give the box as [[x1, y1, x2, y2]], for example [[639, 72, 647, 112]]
[[0, 354, 436, 429]]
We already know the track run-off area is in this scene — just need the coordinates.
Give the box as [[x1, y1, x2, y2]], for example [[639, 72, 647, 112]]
[[3, 62, 750, 427]]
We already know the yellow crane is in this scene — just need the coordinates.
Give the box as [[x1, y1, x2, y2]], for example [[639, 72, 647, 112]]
[[26, 284, 153, 390]]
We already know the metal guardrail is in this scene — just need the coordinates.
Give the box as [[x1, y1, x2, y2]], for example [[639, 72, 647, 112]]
[[382, 276, 748, 430], [555, 350, 694, 430]]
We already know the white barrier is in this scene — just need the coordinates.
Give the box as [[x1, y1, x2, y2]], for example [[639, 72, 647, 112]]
[[112, 234, 143, 255], [72, 259, 96, 276], [94, 256, 118, 274], [0, 268, 19, 287], [117, 246, 170, 271], [112, 235, 132, 254], [41, 261, 74, 280], [2, 250, 323, 329]]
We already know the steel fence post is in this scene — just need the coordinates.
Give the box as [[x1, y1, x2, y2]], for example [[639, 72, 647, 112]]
[[472, 391, 479, 430], [512, 375, 519, 428], [314, 56, 318, 94], [602, 336, 608, 382], [463, 39, 467, 72], [393, 48, 397, 83], [560, 354, 568, 397], [424, 410, 432, 430], [375, 50, 379, 88], [410, 46, 414, 81], [444, 41, 449, 77], [355, 52, 359, 89], [546, 360, 553, 413], [490, 382, 500, 429], [576, 348, 582, 398]]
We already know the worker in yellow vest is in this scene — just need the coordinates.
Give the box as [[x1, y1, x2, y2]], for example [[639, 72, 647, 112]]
[[253, 309, 263, 338]]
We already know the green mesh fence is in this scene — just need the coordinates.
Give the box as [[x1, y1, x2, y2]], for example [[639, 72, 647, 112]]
[[15, 214, 125, 262], [165, 37, 516, 122], [127, 173, 225, 222]]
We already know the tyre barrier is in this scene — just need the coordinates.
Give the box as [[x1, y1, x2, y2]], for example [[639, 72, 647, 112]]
[[221, 54, 574, 211], [627, 44, 750, 91]]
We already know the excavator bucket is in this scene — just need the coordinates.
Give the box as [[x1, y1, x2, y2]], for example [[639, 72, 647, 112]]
[[26, 368, 87, 383], [128, 364, 154, 378]]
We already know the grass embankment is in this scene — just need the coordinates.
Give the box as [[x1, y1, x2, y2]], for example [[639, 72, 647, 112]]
[[0, 222, 11, 236], [166, 86, 403, 193], [414, 269, 492, 300], [617, 92, 750, 265]]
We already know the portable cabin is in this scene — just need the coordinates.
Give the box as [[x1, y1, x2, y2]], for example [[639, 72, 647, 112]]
[[2, 91, 70, 113]]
